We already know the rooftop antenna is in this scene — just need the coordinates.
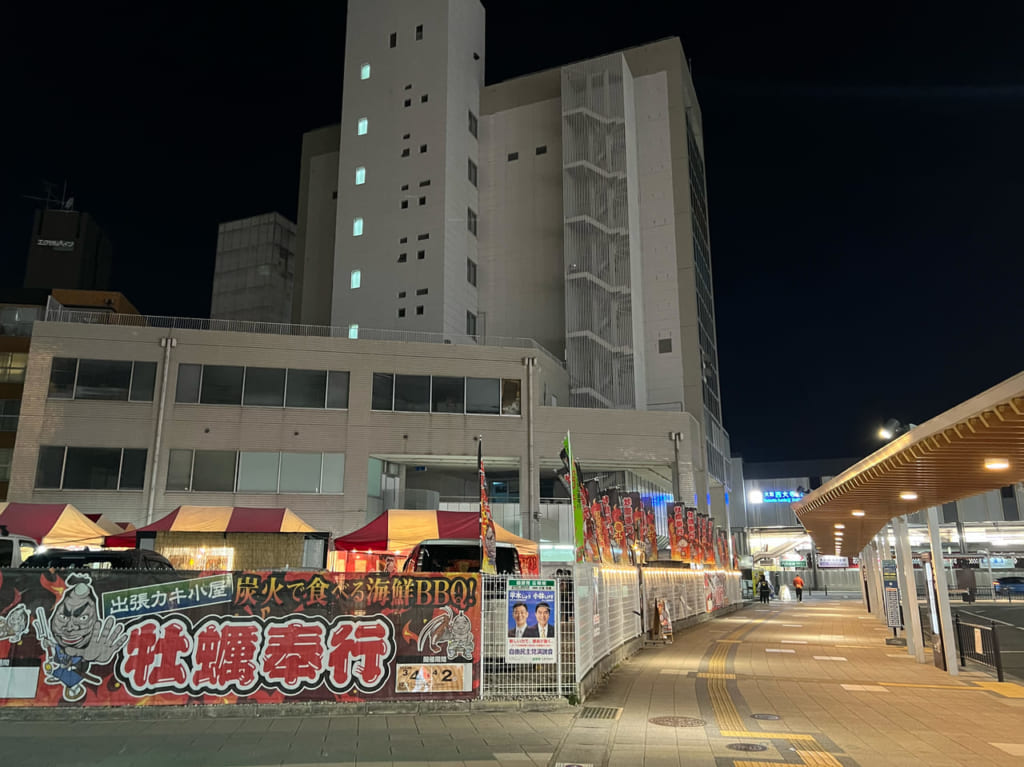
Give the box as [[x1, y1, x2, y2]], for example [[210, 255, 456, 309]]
[[23, 179, 75, 211]]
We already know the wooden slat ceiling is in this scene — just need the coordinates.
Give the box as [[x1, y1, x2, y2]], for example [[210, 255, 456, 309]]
[[791, 371, 1024, 557]]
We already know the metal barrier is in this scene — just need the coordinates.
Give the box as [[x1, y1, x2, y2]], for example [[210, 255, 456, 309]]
[[954, 614, 1005, 681]]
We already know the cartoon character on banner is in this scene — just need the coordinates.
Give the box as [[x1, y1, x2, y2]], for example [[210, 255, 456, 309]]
[[582, 501, 601, 563], [417, 605, 474, 661], [646, 505, 658, 561], [33, 574, 128, 702], [595, 498, 614, 564], [0, 603, 31, 643]]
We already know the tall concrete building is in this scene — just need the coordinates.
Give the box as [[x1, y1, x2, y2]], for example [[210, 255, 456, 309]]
[[210, 213, 296, 323], [292, 0, 730, 519], [23, 207, 112, 291]]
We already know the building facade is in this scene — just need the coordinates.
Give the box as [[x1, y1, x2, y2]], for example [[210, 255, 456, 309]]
[[23, 207, 112, 292], [210, 213, 296, 323]]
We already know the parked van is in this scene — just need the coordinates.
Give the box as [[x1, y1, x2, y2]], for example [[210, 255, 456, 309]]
[[21, 548, 175, 570], [0, 531, 38, 568], [402, 539, 521, 575]]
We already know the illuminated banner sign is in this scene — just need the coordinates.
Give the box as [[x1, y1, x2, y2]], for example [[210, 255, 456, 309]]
[[0, 570, 481, 707], [36, 238, 75, 250], [757, 490, 804, 504]]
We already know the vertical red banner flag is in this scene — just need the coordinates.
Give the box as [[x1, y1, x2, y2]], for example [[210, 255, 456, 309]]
[[479, 440, 496, 574]]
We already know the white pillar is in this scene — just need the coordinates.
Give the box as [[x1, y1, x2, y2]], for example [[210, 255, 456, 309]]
[[892, 515, 925, 663], [927, 505, 959, 676]]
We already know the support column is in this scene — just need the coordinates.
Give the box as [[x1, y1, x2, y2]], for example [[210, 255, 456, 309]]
[[710, 484, 729, 567], [864, 539, 884, 621], [927, 506, 959, 676], [892, 515, 925, 663]]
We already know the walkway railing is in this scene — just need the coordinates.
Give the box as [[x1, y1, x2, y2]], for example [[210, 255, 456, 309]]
[[954, 614, 1005, 681]]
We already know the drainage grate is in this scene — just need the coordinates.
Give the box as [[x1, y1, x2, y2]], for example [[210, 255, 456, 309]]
[[751, 713, 781, 720], [579, 706, 622, 720], [649, 716, 706, 728], [727, 743, 768, 752]]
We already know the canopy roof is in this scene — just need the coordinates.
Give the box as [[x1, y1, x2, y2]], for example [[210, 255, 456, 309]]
[[792, 371, 1024, 556], [0, 503, 108, 547], [84, 514, 135, 536], [106, 506, 318, 547], [333, 509, 539, 558]]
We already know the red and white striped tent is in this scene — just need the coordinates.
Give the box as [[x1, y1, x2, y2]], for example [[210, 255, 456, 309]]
[[105, 505, 318, 547], [0, 503, 109, 548]]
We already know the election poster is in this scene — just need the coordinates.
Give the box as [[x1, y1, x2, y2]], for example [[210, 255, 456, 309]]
[[505, 578, 556, 664], [0, 569, 481, 707]]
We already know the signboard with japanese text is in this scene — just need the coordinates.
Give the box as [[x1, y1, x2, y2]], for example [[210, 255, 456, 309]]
[[0, 569, 481, 707], [881, 559, 901, 628], [505, 578, 556, 664]]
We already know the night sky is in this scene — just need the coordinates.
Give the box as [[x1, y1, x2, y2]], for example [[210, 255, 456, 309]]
[[3, 2, 1023, 463]]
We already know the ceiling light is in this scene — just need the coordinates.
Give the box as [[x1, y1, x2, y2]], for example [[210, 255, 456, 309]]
[[851, 510, 865, 517], [899, 491, 918, 501], [984, 458, 1010, 471], [834, 523, 845, 529]]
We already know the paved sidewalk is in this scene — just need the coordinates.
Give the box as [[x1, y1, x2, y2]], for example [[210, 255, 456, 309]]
[[3, 594, 1023, 766]]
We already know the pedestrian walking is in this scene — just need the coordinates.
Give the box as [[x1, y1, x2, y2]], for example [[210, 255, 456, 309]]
[[757, 575, 771, 605], [792, 574, 805, 602]]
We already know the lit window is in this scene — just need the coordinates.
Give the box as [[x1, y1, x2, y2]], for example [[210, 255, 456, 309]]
[[350, 270, 361, 289], [360, 63, 371, 80], [355, 167, 366, 185], [357, 118, 368, 135], [348, 325, 359, 339], [353, 217, 363, 236]]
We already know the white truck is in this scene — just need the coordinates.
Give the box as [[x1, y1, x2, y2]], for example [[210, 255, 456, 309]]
[[0, 525, 39, 567]]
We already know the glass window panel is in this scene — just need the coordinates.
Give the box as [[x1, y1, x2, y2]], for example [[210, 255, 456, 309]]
[[367, 457, 383, 497], [200, 365, 244, 405], [35, 446, 65, 488], [394, 375, 430, 412], [501, 379, 522, 415], [243, 367, 285, 406], [285, 369, 327, 408], [280, 453, 322, 493], [175, 364, 201, 403], [63, 447, 122, 489], [0, 352, 28, 383], [371, 373, 394, 410], [238, 452, 281, 492], [466, 377, 500, 414], [75, 359, 132, 400], [431, 376, 465, 413], [130, 362, 157, 402], [119, 449, 147, 490], [326, 371, 349, 409], [360, 63, 370, 80], [348, 324, 359, 339], [0, 447, 9, 482], [191, 450, 237, 492], [322, 453, 345, 494], [49, 357, 77, 398], [166, 449, 194, 491], [355, 166, 366, 184]]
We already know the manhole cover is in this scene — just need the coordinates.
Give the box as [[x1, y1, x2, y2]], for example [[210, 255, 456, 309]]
[[579, 706, 622, 720], [751, 713, 781, 720], [727, 743, 768, 752], [649, 716, 706, 727]]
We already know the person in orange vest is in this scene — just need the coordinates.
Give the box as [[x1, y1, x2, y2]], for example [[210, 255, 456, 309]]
[[792, 574, 805, 602]]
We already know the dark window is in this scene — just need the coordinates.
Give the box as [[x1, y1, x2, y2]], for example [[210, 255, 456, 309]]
[[402, 132, 410, 138], [466, 311, 477, 336], [35, 446, 65, 488], [467, 259, 477, 286], [401, 184, 409, 191], [419, 179, 430, 187], [63, 447, 122, 490], [166, 449, 193, 491], [420, 94, 428, 103], [191, 450, 237, 492], [371, 373, 394, 410], [418, 233, 429, 240], [507, 152, 518, 161], [401, 148, 410, 157], [536, 145, 547, 155], [415, 24, 423, 40], [501, 379, 521, 415], [466, 377, 500, 415], [468, 111, 478, 138], [399, 236, 408, 244], [389, 32, 397, 47], [404, 99, 411, 107], [467, 208, 478, 236], [75, 359, 132, 400], [658, 338, 672, 354], [326, 371, 350, 409], [416, 288, 428, 295], [48, 357, 77, 398], [401, 200, 409, 209], [394, 374, 430, 412], [200, 365, 244, 405], [431, 376, 464, 413], [332, 191, 338, 199], [130, 362, 157, 401], [398, 291, 407, 298], [398, 308, 406, 318], [468, 159, 477, 187], [286, 369, 328, 408], [404, 85, 412, 91], [418, 196, 426, 206], [1001, 485, 1015, 498], [416, 305, 424, 315], [398, 253, 407, 262], [417, 250, 425, 260], [175, 363, 201, 403], [243, 367, 285, 406], [120, 449, 147, 490], [419, 144, 427, 153]]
